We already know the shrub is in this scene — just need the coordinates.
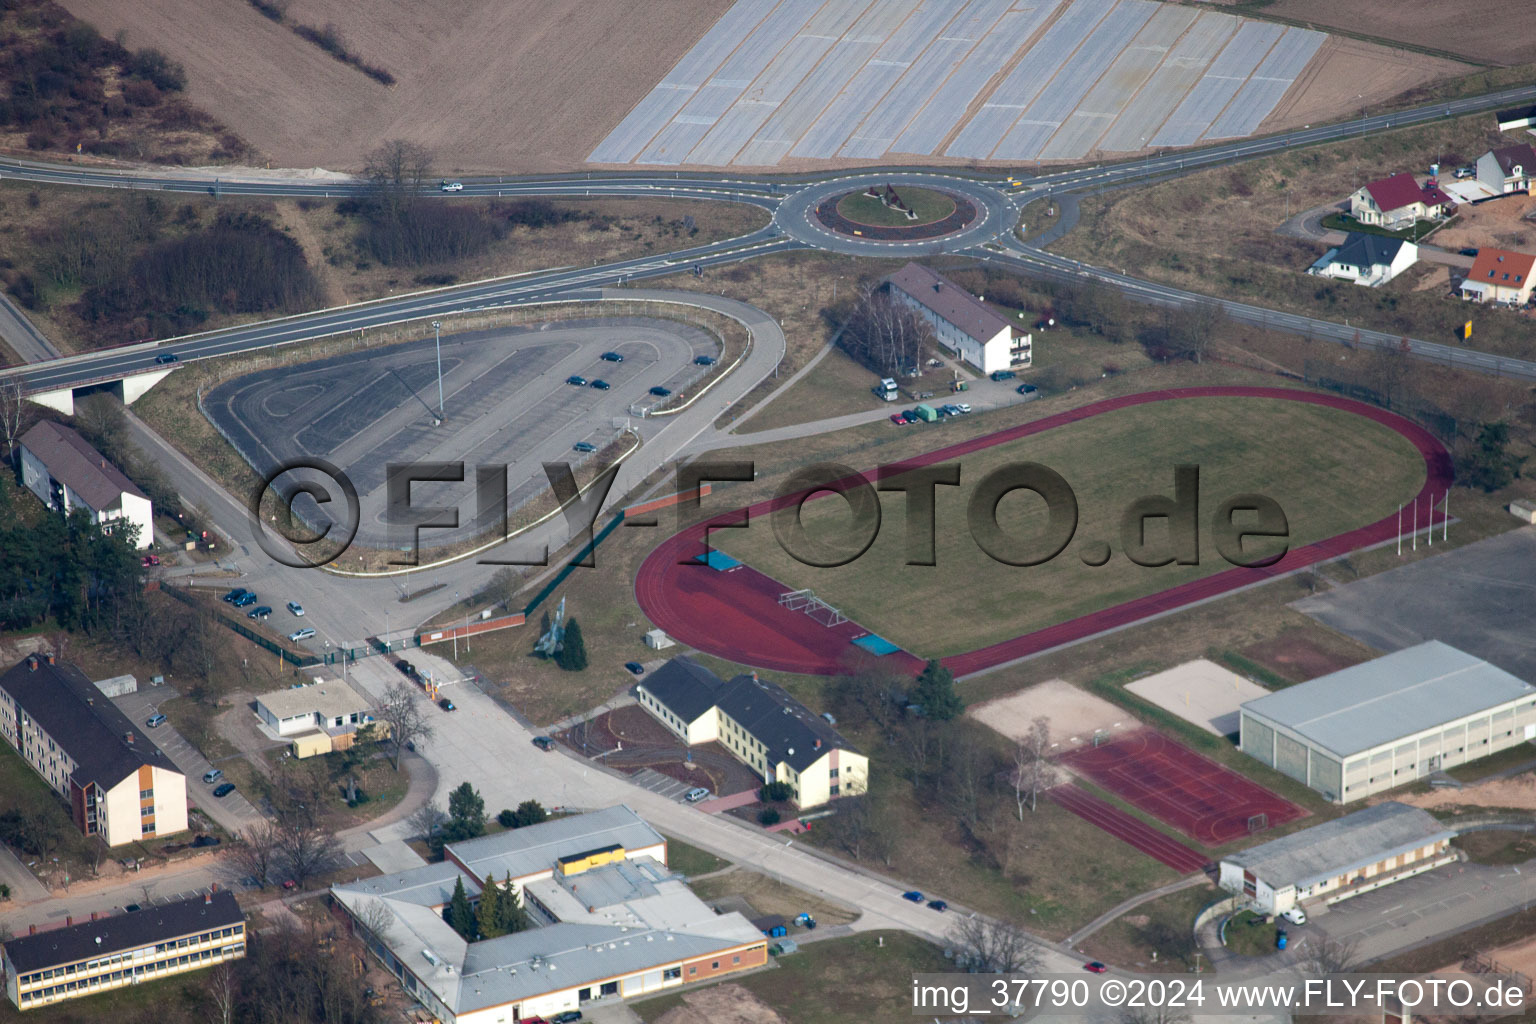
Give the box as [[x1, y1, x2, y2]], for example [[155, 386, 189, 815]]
[[496, 808, 516, 829], [757, 808, 781, 826], [125, 47, 186, 92], [759, 781, 793, 803], [120, 79, 160, 108]]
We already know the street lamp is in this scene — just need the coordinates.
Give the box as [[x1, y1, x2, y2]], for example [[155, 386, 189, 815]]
[[432, 320, 444, 420]]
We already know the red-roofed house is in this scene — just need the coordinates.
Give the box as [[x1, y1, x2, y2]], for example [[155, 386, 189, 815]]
[[1459, 247, 1536, 306], [1348, 172, 1455, 229]]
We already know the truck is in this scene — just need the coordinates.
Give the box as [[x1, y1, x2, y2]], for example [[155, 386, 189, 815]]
[[913, 403, 938, 423], [873, 377, 899, 401]]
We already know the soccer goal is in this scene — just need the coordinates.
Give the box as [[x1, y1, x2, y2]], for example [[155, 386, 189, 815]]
[[1247, 813, 1269, 834], [778, 589, 848, 627]]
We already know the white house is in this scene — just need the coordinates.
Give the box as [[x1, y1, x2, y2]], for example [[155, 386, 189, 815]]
[[1307, 233, 1418, 287], [255, 678, 374, 737], [18, 421, 153, 549], [1475, 143, 1536, 196], [1347, 172, 1454, 230], [1460, 247, 1536, 306], [885, 262, 1031, 375]]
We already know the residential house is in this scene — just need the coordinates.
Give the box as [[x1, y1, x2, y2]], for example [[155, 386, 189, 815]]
[[1347, 172, 1454, 230], [885, 262, 1031, 374], [1308, 233, 1418, 287], [18, 421, 153, 549], [636, 657, 867, 809], [254, 677, 381, 757], [1460, 247, 1536, 306], [0, 654, 187, 846], [1475, 143, 1536, 196]]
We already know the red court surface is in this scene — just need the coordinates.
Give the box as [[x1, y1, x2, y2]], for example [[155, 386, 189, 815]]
[[634, 386, 1453, 678], [1048, 783, 1209, 874], [1058, 728, 1306, 847]]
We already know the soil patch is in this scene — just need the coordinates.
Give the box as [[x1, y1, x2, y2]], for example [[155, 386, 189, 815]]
[[1250, 0, 1535, 65], [653, 984, 789, 1024], [1390, 772, 1536, 814], [969, 678, 1130, 751], [1430, 193, 1536, 254], [1240, 629, 1368, 683]]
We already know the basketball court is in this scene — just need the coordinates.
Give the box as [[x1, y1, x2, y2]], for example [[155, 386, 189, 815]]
[[968, 679, 1131, 751], [1059, 728, 1307, 846], [1126, 659, 1272, 737]]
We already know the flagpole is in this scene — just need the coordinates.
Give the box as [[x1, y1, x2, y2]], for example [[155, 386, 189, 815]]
[[1428, 494, 1433, 547], [1397, 503, 1402, 556], [1443, 490, 1449, 541], [1413, 500, 1418, 552]]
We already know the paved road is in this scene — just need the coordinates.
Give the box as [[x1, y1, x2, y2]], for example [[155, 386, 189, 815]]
[[0, 291, 58, 364]]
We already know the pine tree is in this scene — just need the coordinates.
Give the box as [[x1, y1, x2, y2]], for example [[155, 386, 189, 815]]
[[475, 872, 501, 940], [496, 873, 529, 934], [558, 618, 588, 671], [910, 659, 962, 721], [445, 876, 474, 940]]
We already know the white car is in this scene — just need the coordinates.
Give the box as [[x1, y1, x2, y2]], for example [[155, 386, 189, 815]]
[[439, 180, 463, 192], [956, 403, 972, 414], [289, 627, 316, 642], [287, 601, 304, 616], [1281, 906, 1307, 925]]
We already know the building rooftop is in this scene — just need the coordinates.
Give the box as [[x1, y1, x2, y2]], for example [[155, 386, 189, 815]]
[[332, 860, 479, 909], [0, 655, 179, 791], [1363, 171, 1452, 214], [446, 805, 664, 884], [885, 262, 1013, 344], [1467, 247, 1535, 290], [637, 657, 724, 725], [1488, 142, 1536, 176], [1242, 641, 1536, 758], [2, 891, 242, 974], [1496, 104, 1536, 125], [1223, 803, 1454, 890], [256, 678, 372, 722], [19, 420, 146, 512], [1332, 232, 1410, 269]]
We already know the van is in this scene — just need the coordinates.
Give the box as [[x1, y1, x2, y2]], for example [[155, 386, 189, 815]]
[[684, 787, 711, 803], [1281, 906, 1307, 925], [202, 768, 224, 784], [288, 627, 316, 642]]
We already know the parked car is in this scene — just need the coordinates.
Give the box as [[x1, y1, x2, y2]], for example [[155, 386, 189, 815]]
[[625, 661, 645, 675], [191, 835, 221, 848], [890, 413, 907, 425], [599, 351, 624, 362], [552, 1011, 584, 1024], [223, 588, 250, 604], [990, 369, 1016, 381], [202, 769, 224, 784], [694, 355, 717, 366], [900, 409, 918, 423], [286, 601, 305, 616], [573, 441, 597, 453], [902, 890, 924, 902], [247, 606, 272, 620], [1281, 906, 1307, 925], [649, 386, 672, 397], [1083, 961, 1108, 974], [439, 180, 464, 192], [154, 352, 179, 364], [927, 899, 948, 912], [146, 714, 167, 728], [588, 379, 610, 390], [532, 736, 555, 751], [684, 787, 711, 803], [438, 698, 457, 712], [212, 783, 236, 798], [282, 879, 298, 890], [141, 554, 161, 567], [233, 592, 257, 608], [956, 403, 972, 414], [566, 375, 588, 387], [288, 627, 316, 642], [1016, 383, 1038, 396]]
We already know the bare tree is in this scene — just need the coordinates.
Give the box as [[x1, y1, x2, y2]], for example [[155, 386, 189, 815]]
[[230, 820, 282, 889], [1365, 337, 1413, 409], [354, 896, 394, 942], [0, 376, 25, 470], [839, 284, 935, 376], [406, 800, 448, 843], [376, 680, 432, 769], [955, 914, 1043, 974], [1120, 1007, 1192, 1024], [207, 960, 238, 1024], [277, 818, 343, 888], [1165, 298, 1224, 364], [364, 139, 433, 219], [1295, 930, 1360, 977], [1011, 716, 1054, 819]]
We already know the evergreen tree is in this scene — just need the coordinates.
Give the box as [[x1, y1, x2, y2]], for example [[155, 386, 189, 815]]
[[557, 618, 588, 671], [910, 659, 962, 721], [445, 781, 486, 842], [445, 876, 474, 939], [496, 872, 529, 934], [1461, 422, 1523, 492], [512, 799, 547, 828], [475, 872, 501, 940]]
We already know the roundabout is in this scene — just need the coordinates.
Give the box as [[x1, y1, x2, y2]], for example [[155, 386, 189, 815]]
[[774, 171, 1016, 256]]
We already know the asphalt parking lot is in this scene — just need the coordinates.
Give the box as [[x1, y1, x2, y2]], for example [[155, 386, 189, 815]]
[[204, 317, 716, 548], [1293, 526, 1536, 678], [110, 686, 266, 836]]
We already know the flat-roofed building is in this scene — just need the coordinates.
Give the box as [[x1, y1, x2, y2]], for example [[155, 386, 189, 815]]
[[3, 891, 245, 1011], [0, 654, 186, 846], [332, 807, 765, 1024], [18, 421, 153, 549], [637, 658, 867, 809], [1218, 802, 1456, 914], [1240, 641, 1536, 803], [885, 262, 1031, 375]]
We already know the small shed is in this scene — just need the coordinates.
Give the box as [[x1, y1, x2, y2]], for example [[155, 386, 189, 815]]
[[291, 731, 332, 759], [751, 914, 788, 938], [770, 939, 798, 956], [93, 674, 138, 698], [644, 629, 675, 650], [1510, 499, 1536, 524]]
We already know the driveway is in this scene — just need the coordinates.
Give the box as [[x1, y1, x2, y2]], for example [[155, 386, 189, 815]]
[[109, 686, 266, 836]]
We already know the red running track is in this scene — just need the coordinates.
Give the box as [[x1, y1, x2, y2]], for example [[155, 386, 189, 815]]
[[1059, 728, 1306, 846], [1047, 784, 1210, 874], [634, 386, 1452, 678]]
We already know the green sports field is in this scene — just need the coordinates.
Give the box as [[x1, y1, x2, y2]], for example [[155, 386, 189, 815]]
[[835, 186, 956, 227], [715, 396, 1426, 657]]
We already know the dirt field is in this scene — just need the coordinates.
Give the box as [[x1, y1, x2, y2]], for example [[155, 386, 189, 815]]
[[57, 0, 733, 172], [653, 985, 788, 1024], [1251, 0, 1536, 65], [1429, 193, 1536, 254], [1392, 772, 1536, 814], [1125, 659, 1270, 736], [1240, 628, 1367, 682], [969, 678, 1131, 750], [1259, 37, 1470, 135]]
